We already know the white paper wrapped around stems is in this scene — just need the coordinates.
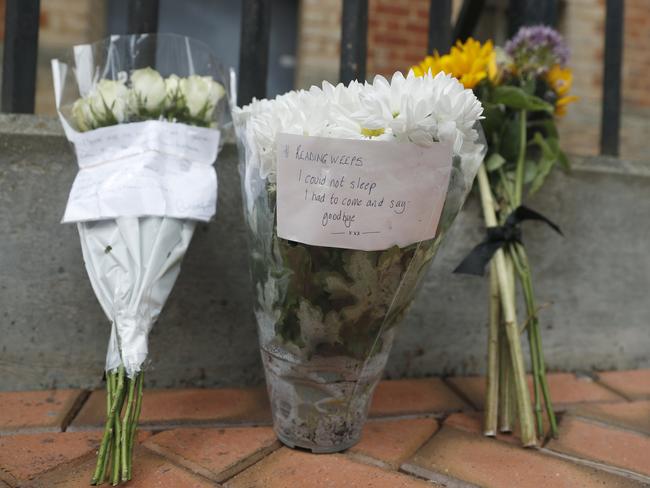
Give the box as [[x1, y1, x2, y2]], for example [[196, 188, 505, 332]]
[[78, 217, 195, 376]]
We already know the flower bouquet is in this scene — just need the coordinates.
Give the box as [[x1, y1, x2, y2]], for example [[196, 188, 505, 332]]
[[51, 34, 227, 484], [234, 71, 485, 452], [413, 27, 576, 445]]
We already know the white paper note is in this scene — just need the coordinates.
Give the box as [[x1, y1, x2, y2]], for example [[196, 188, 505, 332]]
[[276, 134, 452, 251], [62, 120, 219, 223]]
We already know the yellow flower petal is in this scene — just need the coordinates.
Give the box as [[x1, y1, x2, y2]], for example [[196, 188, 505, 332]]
[[410, 37, 497, 89]]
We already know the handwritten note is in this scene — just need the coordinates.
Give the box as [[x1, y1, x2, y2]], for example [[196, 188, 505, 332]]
[[276, 133, 452, 251], [62, 120, 219, 223]]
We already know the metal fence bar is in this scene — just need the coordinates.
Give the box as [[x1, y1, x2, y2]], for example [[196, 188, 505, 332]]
[[339, 0, 368, 84], [238, 0, 272, 106], [1, 0, 40, 114], [428, 0, 452, 54], [127, 0, 160, 34], [600, 0, 624, 156], [508, 0, 558, 36], [453, 0, 486, 42]]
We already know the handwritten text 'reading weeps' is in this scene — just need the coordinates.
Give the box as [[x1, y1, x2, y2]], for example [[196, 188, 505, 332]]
[[295, 144, 364, 167], [276, 133, 453, 251]]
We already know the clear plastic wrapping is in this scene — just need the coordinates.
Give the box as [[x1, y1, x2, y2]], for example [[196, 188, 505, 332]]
[[235, 72, 486, 451], [52, 33, 230, 485], [52, 33, 230, 377]]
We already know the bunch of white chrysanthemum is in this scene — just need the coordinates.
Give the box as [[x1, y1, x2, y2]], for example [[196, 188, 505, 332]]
[[235, 70, 484, 183], [71, 67, 226, 131]]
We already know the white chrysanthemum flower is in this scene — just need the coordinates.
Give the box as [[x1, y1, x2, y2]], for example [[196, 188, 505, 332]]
[[233, 70, 484, 182]]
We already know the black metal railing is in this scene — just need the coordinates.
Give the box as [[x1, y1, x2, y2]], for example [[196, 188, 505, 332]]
[[1, 0, 40, 113], [0, 0, 626, 156]]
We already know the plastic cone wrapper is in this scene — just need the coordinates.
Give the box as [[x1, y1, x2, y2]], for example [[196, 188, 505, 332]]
[[78, 217, 195, 375], [233, 71, 487, 452], [51, 34, 228, 484]]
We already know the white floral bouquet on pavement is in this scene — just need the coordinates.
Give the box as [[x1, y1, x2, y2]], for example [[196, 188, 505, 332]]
[[234, 71, 486, 452], [51, 34, 227, 485]]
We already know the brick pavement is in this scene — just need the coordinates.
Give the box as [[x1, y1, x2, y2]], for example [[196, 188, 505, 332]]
[[1, 370, 648, 487]]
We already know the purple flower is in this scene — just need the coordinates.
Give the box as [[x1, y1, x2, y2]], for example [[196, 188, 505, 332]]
[[505, 25, 570, 74]]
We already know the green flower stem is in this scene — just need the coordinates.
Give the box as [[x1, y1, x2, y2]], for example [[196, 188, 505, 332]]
[[509, 245, 543, 436], [498, 329, 514, 432], [127, 372, 144, 481], [484, 261, 500, 436], [477, 165, 536, 446], [111, 366, 126, 486], [514, 109, 527, 206], [513, 243, 559, 438], [103, 373, 117, 484], [91, 370, 118, 485], [120, 376, 136, 481]]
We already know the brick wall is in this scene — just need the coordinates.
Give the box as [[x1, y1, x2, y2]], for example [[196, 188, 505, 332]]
[[296, 0, 650, 162], [622, 0, 650, 108], [295, 0, 342, 89], [619, 0, 650, 160], [296, 0, 464, 87], [0, 0, 103, 114], [554, 0, 606, 157], [366, 0, 430, 77], [35, 0, 105, 114], [0, 0, 647, 160]]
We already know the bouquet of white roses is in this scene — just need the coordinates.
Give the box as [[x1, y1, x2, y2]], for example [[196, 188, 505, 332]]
[[234, 71, 485, 452], [52, 34, 227, 485]]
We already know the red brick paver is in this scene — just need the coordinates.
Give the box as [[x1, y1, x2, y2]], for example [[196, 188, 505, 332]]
[[225, 448, 434, 487], [0, 432, 100, 483], [3, 373, 650, 487], [0, 390, 84, 434], [443, 411, 552, 445], [144, 427, 279, 482], [348, 418, 438, 468], [443, 411, 486, 435], [402, 425, 645, 488], [546, 415, 650, 477], [24, 447, 216, 488], [597, 369, 650, 400], [448, 373, 623, 410], [572, 400, 650, 435], [369, 378, 467, 417], [70, 387, 271, 430]]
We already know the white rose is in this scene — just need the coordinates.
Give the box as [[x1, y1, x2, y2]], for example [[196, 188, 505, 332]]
[[71, 97, 93, 131], [163, 74, 181, 110], [130, 67, 166, 112], [88, 79, 130, 123], [165, 74, 180, 97], [179, 75, 225, 119], [206, 77, 226, 110]]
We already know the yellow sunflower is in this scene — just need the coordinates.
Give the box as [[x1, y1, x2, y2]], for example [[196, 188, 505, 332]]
[[546, 64, 578, 117], [411, 38, 497, 89]]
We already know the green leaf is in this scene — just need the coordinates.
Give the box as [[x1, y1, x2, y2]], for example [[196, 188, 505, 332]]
[[524, 160, 538, 184], [499, 116, 522, 163], [492, 86, 553, 112], [528, 132, 559, 195], [528, 118, 559, 138], [296, 299, 342, 347], [485, 153, 506, 172], [480, 102, 506, 141], [557, 149, 571, 171], [522, 77, 537, 96]]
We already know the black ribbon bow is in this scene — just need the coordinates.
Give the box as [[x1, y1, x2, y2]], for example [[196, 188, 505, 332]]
[[454, 205, 563, 276]]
